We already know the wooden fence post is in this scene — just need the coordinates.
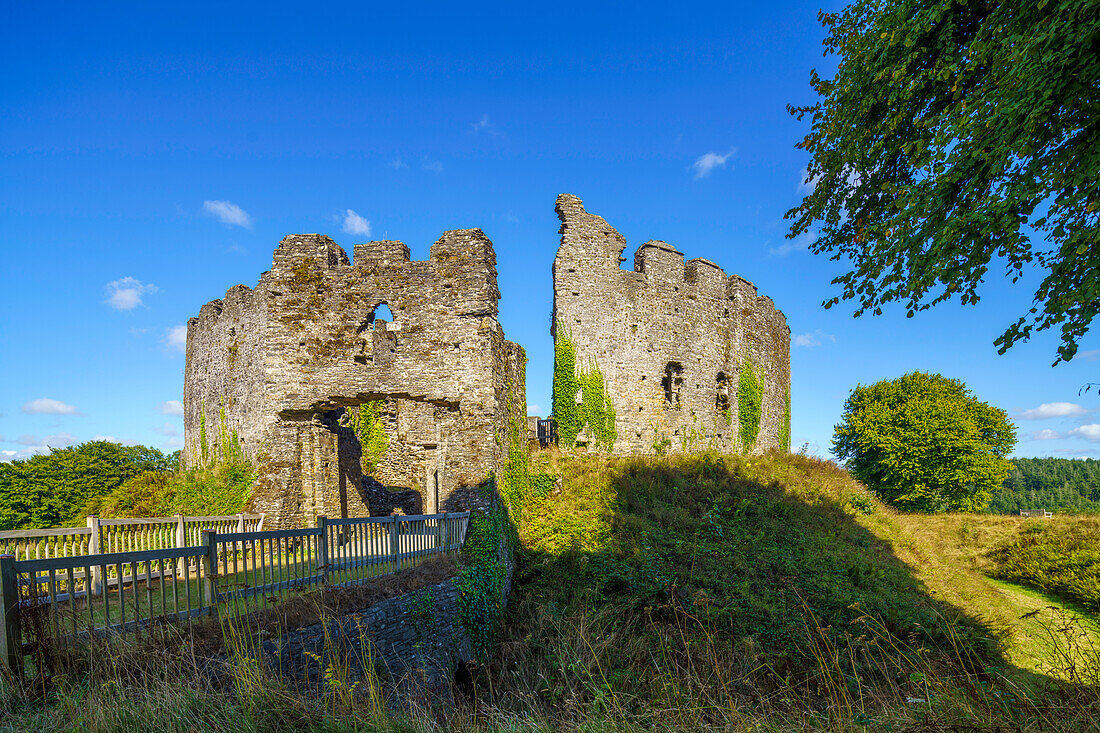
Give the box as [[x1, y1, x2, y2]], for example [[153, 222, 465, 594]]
[[256, 513, 266, 533], [438, 512, 448, 550], [0, 555, 21, 678], [316, 516, 329, 585], [174, 514, 186, 579], [202, 529, 219, 614], [389, 516, 400, 573], [86, 515, 102, 597], [235, 513, 246, 534]]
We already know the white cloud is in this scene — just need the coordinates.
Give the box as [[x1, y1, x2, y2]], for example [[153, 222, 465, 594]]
[[93, 435, 117, 442], [22, 398, 80, 415], [105, 277, 158, 311], [1072, 350, 1100, 362], [470, 114, 494, 134], [1030, 429, 1062, 441], [527, 404, 541, 415], [1017, 402, 1088, 420], [389, 157, 408, 170], [1069, 424, 1100, 441], [152, 423, 179, 437], [203, 200, 252, 228], [792, 329, 836, 348], [691, 149, 736, 179], [421, 157, 443, 174], [165, 325, 187, 353], [770, 228, 818, 256], [798, 167, 820, 194], [342, 209, 372, 236], [157, 400, 184, 416], [163, 437, 184, 449]]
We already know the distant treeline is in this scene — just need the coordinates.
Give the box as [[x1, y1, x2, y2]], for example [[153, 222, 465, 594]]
[[0, 440, 254, 531], [988, 457, 1100, 515], [0, 441, 176, 530]]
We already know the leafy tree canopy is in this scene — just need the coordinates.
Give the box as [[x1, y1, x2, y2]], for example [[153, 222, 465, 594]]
[[833, 372, 1016, 511], [0, 441, 172, 530], [788, 0, 1099, 364]]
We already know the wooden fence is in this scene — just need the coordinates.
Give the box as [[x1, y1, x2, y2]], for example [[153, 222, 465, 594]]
[[0, 512, 469, 676]]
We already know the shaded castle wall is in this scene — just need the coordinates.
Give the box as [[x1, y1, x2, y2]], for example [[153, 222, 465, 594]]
[[184, 231, 525, 527], [552, 194, 790, 454]]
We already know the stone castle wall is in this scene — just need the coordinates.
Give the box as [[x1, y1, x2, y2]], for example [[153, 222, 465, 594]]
[[552, 194, 790, 454], [184, 231, 525, 527]]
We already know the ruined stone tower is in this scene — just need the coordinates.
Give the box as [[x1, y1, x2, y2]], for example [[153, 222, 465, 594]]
[[552, 194, 790, 454], [183, 231, 526, 527]]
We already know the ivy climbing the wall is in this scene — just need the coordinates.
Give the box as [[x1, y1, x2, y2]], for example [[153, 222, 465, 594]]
[[738, 359, 764, 451], [578, 360, 617, 450], [779, 387, 791, 452], [456, 362, 526, 664], [345, 401, 389, 475], [552, 323, 617, 451], [552, 325, 582, 446]]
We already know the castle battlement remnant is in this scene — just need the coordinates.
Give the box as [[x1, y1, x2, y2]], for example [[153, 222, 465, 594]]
[[552, 193, 790, 454], [184, 231, 526, 528]]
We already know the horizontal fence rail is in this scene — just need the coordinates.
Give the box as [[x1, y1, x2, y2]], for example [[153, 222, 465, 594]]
[[0, 513, 264, 564], [0, 511, 469, 677]]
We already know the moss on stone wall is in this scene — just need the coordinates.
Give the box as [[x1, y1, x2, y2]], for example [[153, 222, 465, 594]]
[[738, 359, 764, 451]]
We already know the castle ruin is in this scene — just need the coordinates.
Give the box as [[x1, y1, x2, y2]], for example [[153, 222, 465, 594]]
[[552, 194, 790, 454], [183, 231, 526, 528]]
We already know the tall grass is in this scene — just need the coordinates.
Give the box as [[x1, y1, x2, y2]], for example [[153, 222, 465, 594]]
[[4, 451, 1100, 731]]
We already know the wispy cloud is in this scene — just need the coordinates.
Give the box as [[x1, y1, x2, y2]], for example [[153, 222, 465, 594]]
[[1069, 424, 1100, 441], [14, 432, 77, 448], [1072, 349, 1100, 362], [1030, 429, 1062, 441], [792, 329, 836, 348], [157, 400, 184, 416], [165, 325, 187, 354], [152, 423, 179, 437], [92, 435, 117, 442], [691, 149, 736, 179], [770, 229, 818, 256], [105, 277, 158, 311], [527, 404, 540, 414], [421, 157, 443, 174], [1017, 402, 1088, 420], [342, 209, 372, 236], [163, 437, 184, 449], [203, 200, 252, 228], [22, 398, 80, 415], [470, 114, 497, 135], [389, 157, 408, 170]]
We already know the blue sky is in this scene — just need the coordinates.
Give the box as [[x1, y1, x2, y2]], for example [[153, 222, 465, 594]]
[[2, 1, 1098, 462]]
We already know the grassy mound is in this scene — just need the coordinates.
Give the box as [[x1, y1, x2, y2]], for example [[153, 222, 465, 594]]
[[497, 451, 1015, 726]]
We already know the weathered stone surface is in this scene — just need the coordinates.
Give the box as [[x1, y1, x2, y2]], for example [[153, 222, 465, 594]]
[[184, 231, 527, 527], [552, 194, 790, 454]]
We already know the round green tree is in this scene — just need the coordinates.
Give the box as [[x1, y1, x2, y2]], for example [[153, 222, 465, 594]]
[[833, 372, 1016, 512]]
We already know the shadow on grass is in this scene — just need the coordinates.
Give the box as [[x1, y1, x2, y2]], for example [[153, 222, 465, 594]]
[[497, 451, 1092, 726]]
